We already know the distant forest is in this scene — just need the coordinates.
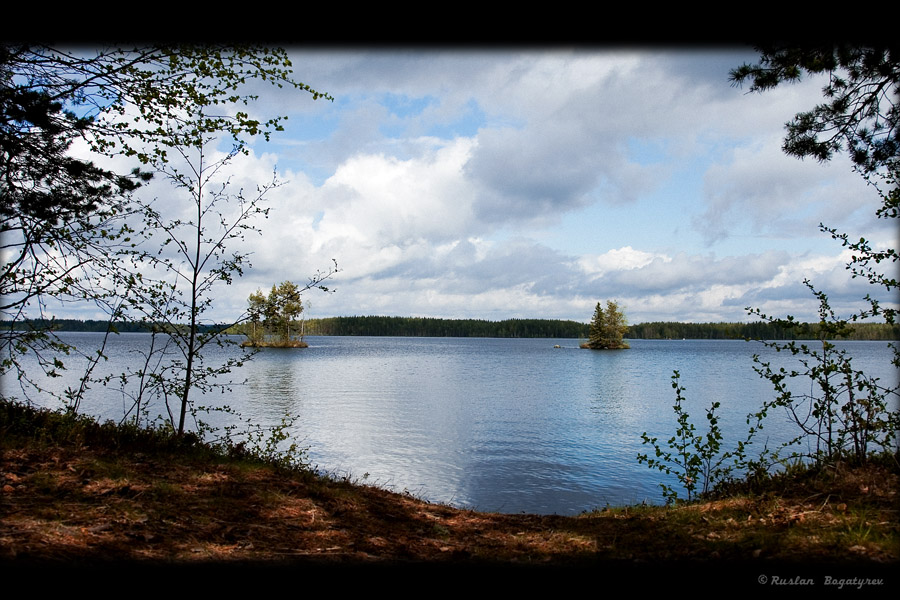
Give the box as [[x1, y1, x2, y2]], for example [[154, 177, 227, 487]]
[[5, 317, 898, 341], [302, 316, 588, 338], [305, 317, 898, 340], [628, 321, 899, 341], [1, 319, 228, 335]]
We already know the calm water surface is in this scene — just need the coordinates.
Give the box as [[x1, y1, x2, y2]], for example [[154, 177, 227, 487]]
[[5, 334, 897, 514]]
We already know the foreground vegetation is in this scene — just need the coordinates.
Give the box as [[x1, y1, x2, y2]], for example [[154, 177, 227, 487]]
[[2, 400, 897, 573]]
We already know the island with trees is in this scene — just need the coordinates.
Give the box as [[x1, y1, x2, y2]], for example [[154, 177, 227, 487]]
[[581, 300, 630, 349], [239, 281, 308, 348]]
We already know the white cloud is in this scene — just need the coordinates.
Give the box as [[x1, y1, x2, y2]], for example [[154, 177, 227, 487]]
[[696, 136, 878, 243], [578, 246, 667, 276], [30, 49, 897, 326]]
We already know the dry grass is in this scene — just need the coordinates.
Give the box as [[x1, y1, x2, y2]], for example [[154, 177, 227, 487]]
[[2, 401, 898, 584]]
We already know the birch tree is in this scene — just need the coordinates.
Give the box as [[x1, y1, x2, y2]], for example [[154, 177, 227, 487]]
[[1, 45, 335, 433]]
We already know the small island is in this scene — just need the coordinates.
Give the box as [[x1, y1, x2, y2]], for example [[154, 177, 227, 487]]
[[580, 300, 630, 350], [240, 339, 308, 349], [238, 281, 309, 349]]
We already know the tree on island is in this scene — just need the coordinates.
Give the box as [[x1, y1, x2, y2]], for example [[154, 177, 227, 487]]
[[246, 289, 268, 346], [581, 300, 629, 349], [243, 281, 307, 347]]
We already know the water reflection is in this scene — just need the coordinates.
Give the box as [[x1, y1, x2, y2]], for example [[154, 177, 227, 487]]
[[6, 334, 897, 514]]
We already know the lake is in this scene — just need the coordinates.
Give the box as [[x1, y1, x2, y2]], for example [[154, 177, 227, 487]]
[[3, 333, 897, 514]]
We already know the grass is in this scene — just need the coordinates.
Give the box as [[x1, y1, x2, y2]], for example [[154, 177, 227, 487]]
[[2, 399, 898, 579]]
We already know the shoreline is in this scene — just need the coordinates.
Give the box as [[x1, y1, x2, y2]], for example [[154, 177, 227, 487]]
[[2, 400, 897, 568]]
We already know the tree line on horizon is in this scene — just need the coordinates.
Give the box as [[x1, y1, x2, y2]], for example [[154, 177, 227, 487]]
[[628, 320, 899, 341], [302, 316, 589, 338], [6, 316, 897, 341], [307, 317, 899, 340]]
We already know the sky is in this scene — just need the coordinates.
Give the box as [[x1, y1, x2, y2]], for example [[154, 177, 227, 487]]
[[62, 47, 900, 325]]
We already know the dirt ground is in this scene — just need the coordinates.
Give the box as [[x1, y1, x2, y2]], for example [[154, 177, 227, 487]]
[[2, 404, 898, 588]]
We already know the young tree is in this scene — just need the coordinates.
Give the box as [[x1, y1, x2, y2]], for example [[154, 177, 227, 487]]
[[246, 288, 268, 345], [638, 45, 900, 502], [732, 47, 898, 327], [124, 140, 275, 435], [731, 44, 898, 324], [730, 45, 899, 467], [267, 281, 303, 344], [602, 300, 629, 349], [581, 300, 629, 349], [747, 283, 899, 467], [114, 59, 335, 433], [0, 45, 335, 433], [585, 302, 604, 348]]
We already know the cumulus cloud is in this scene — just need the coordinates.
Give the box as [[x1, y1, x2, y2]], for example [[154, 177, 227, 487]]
[[696, 137, 877, 244], [41, 50, 896, 326]]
